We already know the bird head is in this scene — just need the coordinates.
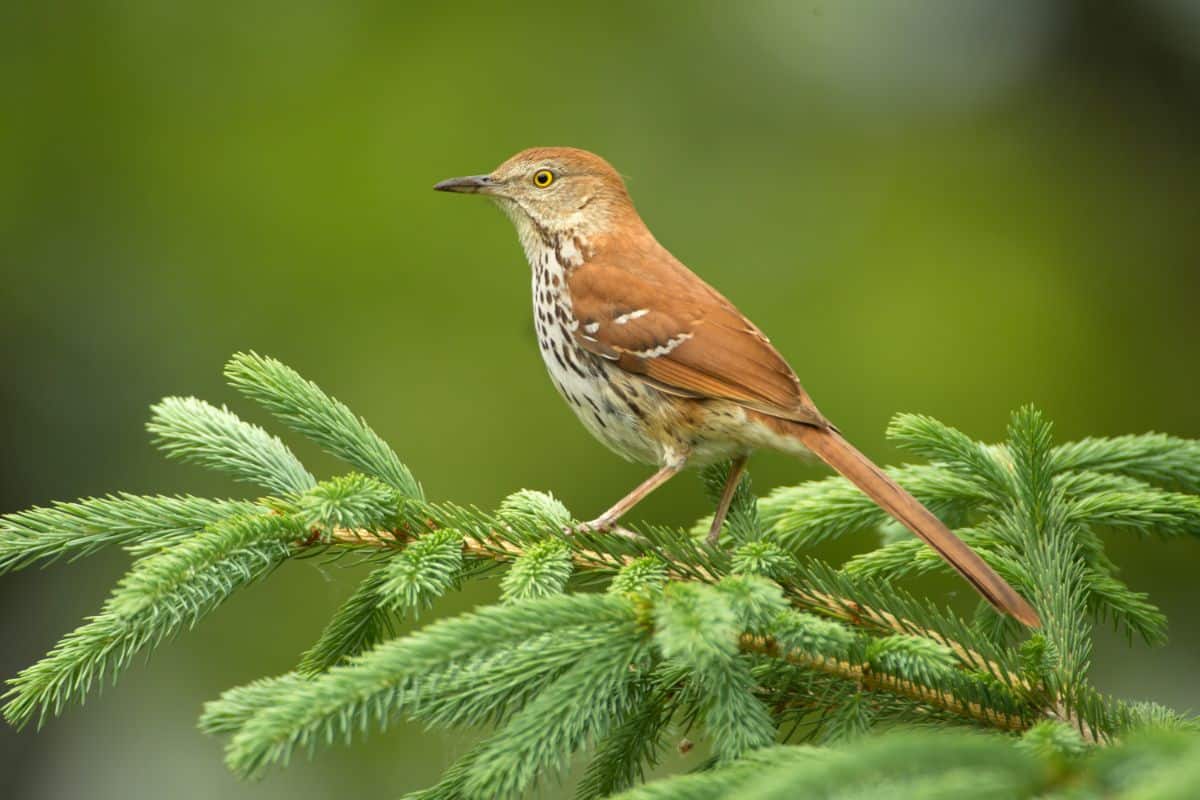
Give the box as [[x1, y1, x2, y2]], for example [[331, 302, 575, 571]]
[[434, 147, 635, 238]]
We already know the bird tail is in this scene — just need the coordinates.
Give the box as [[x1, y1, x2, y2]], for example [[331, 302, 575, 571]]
[[790, 423, 1041, 628]]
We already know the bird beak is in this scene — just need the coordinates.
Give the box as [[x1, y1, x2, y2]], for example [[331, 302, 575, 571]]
[[433, 174, 495, 194]]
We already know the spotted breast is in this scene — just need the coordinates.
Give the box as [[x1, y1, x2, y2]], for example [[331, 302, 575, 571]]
[[527, 237, 669, 465]]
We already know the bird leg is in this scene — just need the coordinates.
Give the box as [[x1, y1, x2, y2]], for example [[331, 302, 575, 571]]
[[576, 461, 685, 534], [706, 455, 748, 545]]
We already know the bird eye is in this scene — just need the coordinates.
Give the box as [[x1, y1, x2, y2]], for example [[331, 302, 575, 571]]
[[532, 169, 555, 188]]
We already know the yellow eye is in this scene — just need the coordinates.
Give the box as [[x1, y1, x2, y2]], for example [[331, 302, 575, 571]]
[[532, 169, 555, 188]]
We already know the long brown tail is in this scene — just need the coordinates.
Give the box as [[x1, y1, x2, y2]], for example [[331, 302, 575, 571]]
[[792, 424, 1041, 628]]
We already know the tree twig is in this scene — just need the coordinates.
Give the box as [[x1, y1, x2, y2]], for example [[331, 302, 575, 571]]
[[324, 524, 1054, 735]]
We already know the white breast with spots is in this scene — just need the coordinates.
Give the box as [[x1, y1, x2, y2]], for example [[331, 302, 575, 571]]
[[527, 246, 663, 465]]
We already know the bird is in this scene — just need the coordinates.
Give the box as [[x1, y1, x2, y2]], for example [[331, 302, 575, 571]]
[[434, 147, 1040, 628]]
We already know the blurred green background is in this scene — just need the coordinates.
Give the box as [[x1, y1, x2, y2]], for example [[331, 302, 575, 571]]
[[3, 1, 1199, 797]]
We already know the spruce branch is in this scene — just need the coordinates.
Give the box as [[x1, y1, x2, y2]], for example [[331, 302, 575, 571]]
[[315, 516, 1059, 737], [1005, 407, 1099, 740], [224, 352, 422, 499], [886, 413, 1015, 500], [742, 634, 1029, 733], [753, 465, 982, 548], [294, 566, 398, 676], [377, 528, 465, 609], [459, 630, 650, 799], [607, 744, 833, 800], [323, 518, 1038, 702], [1052, 433, 1200, 492], [3, 513, 303, 729], [0, 494, 262, 572], [575, 679, 674, 800], [1067, 486, 1200, 539], [500, 537, 573, 602], [199, 673, 310, 735], [304, 506, 1129, 743], [5, 354, 1199, 798], [218, 594, 638, 777], [295, 473, 400, 532], [147, 396, 315, 495], [654, 583, 777, 761]]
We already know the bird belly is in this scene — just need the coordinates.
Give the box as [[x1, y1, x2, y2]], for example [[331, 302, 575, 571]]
[[544, 347, 663, 465], [528, 247, 752, 469], [530, 256, 664, 465], [534, 314, 662, 464], [535, 337, 750, 469]]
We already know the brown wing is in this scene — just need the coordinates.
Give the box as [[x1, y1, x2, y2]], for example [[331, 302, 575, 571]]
[[566, 260, 826, 427]]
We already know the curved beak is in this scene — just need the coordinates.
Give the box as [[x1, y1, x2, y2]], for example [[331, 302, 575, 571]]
[[433, 174, 494, 194]]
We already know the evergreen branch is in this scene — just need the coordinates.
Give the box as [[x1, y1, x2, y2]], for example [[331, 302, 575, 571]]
[[3, 513, 303, 729], [730, 540, 795, 580], [211, 572, 1049, 787], [654, 583, 776, 761], [295, 567, 398, 676], [755, 426, 1200, 550], [234, 628, 614, 757], [496, 489, 575, 534], [865, 634, 958, 688], [107, 515, 299, 619], [323, 521, 1042, 708], [1052, 433, 1200, 492], [812, 687, 874, 744], [460, 629, 650, 799], [1053, 468, 1155, 497], [295, 473, 400, 532], [219, 594, 637, 777], [754, 466, 982, 548], [842, 527, 1002, 581], [609, 556, 670, 597], [612, 728, 1200, 800], [408, 626, 650, 731], [500, 537, 573, 602], [224, 352, 422, 499], [288, 475, 435, 670], [9, 355, 1198, 797], [147, 396, 315, 495], [732, 730, 1040, 799], [377, 528, 464, 609], [391, 499, 632, 575], [199, 673, 309, 735], [0, 494, 262, 573], [1005, 408, 1098, 740], [1067, 487, 1200, 539], [607, 744, 833, 800], [576, 679, 675, 800], [742, 635, 1030, 732], [782, 560, 1030, 692], [844, 532, 1167, 648], [886, 413, 1014, 499], [1087, 570, 1168, 647], [714, 574, 791, 634]]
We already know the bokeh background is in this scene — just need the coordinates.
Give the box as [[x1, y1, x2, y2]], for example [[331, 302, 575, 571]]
[[3, 1, 1199, 797]]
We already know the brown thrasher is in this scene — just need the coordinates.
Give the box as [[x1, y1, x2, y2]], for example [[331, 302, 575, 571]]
[[435, 147, 1040, 627]]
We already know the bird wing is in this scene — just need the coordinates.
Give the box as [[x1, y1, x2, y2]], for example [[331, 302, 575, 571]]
[[566, 261, 826, 427]]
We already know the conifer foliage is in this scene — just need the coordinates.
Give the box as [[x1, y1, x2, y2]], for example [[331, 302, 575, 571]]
[[3, 352, 1199, 797]]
